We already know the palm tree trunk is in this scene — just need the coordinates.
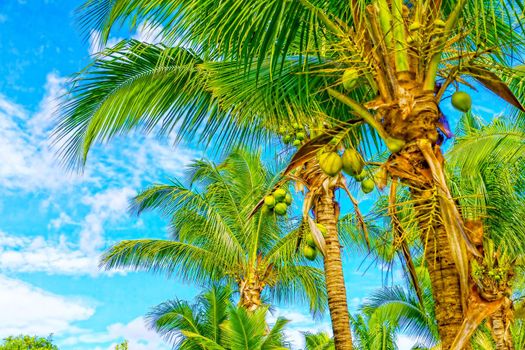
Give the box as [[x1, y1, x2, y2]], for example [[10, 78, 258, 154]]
[[413, 187, 465, 349], [384, 89, 466, 348], [490, 298, 514, 350], [238, 277, 263, 311], [316, 189, 353, 350]]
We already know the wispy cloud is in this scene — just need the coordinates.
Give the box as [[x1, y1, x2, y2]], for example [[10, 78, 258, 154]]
[[0, 274, 94, 336], [60, 317, 169, 350]]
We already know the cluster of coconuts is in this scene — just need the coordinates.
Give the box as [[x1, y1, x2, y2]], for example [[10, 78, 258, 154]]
[[451, 91, 472, 113], [262, 188, 293, 216], [318, 148, 375, 194], [407, 18, 446, 45], [281, 124, 307, 147], [303, 223, 327, 261]]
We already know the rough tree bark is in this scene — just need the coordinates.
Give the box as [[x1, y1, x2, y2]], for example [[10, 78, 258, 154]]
[[385, 89, 466, 349], [316, 189, 353, 350], [490, 298, 514, 350]]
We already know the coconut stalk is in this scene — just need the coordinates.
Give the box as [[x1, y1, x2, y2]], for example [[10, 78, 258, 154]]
[[391, 0, 410, 74]]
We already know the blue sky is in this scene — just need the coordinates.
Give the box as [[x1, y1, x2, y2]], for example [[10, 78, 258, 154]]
[[0, 1, 511, 349]]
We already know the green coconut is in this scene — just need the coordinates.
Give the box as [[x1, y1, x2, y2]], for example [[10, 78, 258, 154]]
[[305, 233, 316, 248], [353, 170, 367, 182], [261, 204, 272, 215], [292, 123, 301, 130], [316, 223, 328, 237], [274, 202, 288, 216], [451, 91, 472, 112], [303, 245, 317, 261], [296, 132, 305, 141], [342, 68, 360, 91], [386, 137, 405, 153], [283, 135, 292, 144], [361, 179, 375, 194], [318, 152, 343, 177], [284, 193, 293, 205], [293, 139, 302, 147], [264, 195, 276, 208], [273, 188, 287, 202], [342, 149, 364, 176]]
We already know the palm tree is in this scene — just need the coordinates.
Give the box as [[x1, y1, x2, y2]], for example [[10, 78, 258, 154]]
[[148, 284, 291, 349], [56, 41, 361, 348], [101, 149, 327, 312], [304, 332, 335, 350], [446, 115, 525, 349], [57, 1, 525, 348]]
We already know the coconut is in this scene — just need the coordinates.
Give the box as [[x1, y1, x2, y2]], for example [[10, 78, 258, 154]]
[[386, 137, 405, 153], [361, 179, 375, 193], [284, 193, 293, 205], [264, 195, 276, 208], [342, 68, 359, 91], [273, 188, 287, 201], [305, 233, 316, 248], [274, 202, 288, 216], [303, 245, 317, 261], [316, 223, 328, 237], [353, 170, 367, 182], [292, 123, 301, 130], [318, 152, 343, 177], [293, 139, 302, 147], [296, 132, 305, 141], [451, 91, 472, 112], [283, 135, 292, 144], [261, 204, 272, 215], [342, 149, 364, 176]]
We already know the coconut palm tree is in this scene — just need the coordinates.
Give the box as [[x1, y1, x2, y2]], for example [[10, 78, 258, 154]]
[[101, 148, 326, 312], [56, 41, 363, 348], [445, 114, 525, 349], [57, 1, 525, 348], [148, 284, 290, 349], [304, 332, 335, 350]]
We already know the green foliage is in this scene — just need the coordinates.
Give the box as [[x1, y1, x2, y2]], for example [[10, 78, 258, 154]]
[[0, 335, 58, 350], [101, 149, 327, 313], [148, 285, 290, 349], [114, 340, 128, 350], [304, 331, 334, 350]]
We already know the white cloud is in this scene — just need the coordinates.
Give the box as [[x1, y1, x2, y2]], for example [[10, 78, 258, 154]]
[[60, 317, 169, 350], [0, 231, 100, 276], [268, 308, 332, 349], [79, 187, 137, 253], [132, 21, 164, 44], [89, 20, 164, 56], [397, 334, 419, 350], [0, 274, 94, 337], [88, 30, 124, 56], [28, 72, 67, 136]]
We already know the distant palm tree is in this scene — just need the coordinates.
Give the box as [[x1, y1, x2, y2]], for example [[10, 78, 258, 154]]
[[446, 114, 525, 349], [149, 284, 290, 349], [304, 331, 335, 350], [101, 149, 326, 312]]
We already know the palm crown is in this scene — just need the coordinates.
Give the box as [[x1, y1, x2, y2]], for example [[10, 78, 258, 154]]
[[101, 148, 327, 312], [147, 284, 290, 350]]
